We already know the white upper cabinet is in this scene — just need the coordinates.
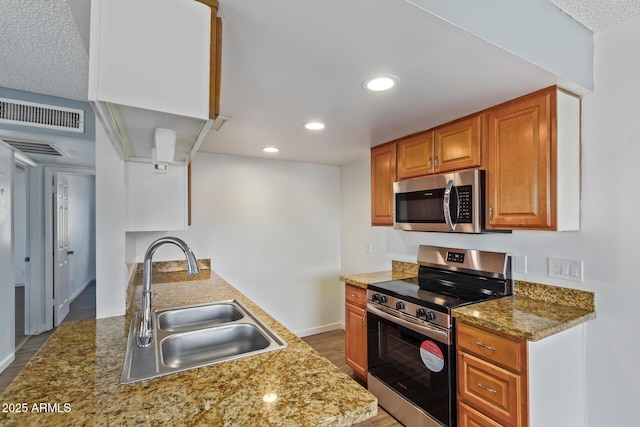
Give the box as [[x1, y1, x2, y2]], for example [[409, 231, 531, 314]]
[[89, 0, 221, 162]]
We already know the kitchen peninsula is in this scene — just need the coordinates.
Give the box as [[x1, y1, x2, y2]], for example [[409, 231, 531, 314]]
[[0, 270, 377, 426]]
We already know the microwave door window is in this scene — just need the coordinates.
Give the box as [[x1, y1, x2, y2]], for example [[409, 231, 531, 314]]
[[396, 189, 446, 223]]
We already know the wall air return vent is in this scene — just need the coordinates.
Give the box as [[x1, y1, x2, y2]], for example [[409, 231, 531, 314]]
[[4, 139, 63, 157], [0, 97, 85, 133], [211, 115, 230, 132]]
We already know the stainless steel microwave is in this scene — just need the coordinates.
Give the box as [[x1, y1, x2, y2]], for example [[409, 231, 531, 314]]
[[393, 169, 484, 233]]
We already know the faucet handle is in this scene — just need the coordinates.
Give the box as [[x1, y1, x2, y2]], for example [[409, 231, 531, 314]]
[[151, 291, 158, 299]]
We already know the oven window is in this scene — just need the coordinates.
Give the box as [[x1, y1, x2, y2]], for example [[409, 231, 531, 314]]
[[368, 312, 454, 426]]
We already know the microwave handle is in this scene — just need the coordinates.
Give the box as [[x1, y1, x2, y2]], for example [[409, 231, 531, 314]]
[[443, 179, 456, 231]]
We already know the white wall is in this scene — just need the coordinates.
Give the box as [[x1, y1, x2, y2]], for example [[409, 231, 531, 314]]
[[130, 153, 342, 336], [65, 174, 96, 299], [13, 167, 26, 286], [0, 143, 14, 372], [340, 16, 640, 427], [95, 120, 127, 318]]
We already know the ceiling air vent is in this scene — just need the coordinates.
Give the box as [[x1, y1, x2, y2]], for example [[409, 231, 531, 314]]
[[0, 97, 84, 133], [4, 139, 63, 157]]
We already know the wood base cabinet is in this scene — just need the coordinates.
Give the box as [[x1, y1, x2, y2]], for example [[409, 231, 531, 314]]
[[456, 320, 588, 427], [486, 86, 580, 231], [457, 322, 528, 427], [345, 284, 367, 381]]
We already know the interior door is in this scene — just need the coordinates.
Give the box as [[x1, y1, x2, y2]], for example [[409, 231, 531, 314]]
[[53, 174, 70, 326]]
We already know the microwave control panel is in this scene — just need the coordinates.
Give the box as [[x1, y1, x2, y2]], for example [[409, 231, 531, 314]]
[[457, 185, 472, 223]]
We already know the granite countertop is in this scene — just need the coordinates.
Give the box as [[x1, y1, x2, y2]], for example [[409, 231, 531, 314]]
[[0, 272, 377, 426], [341, 263, 596, 343], [340, 261, 419, 289], [452, 280, 596, 342]]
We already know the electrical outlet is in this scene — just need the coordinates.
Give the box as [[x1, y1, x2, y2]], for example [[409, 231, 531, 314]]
[[548, 258, 583, 282]]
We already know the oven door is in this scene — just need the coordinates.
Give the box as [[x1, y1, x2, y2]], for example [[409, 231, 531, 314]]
[[367, 304, 455, 427]]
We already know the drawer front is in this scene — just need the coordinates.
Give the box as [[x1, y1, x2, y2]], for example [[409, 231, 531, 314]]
[[345, 284, 367, 308], [459, 401, 505, 427], [458, 352, 523, 427], [457, 322, 526, 373]]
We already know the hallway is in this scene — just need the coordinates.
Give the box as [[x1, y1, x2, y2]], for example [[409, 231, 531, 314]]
[[0, 281, 96, 393]]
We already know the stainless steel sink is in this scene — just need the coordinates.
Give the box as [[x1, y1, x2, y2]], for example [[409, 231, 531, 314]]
[[121, 300, 287, 384], [157, 303, 244, 331], [161, 324, 271, 368]]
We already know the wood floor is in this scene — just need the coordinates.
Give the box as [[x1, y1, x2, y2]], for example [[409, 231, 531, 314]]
[[303, 330, 403, 427], [3, 287, 401, 426], [0, 281, 96, 393]]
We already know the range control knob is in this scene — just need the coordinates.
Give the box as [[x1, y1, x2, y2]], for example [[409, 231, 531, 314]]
[[395, 302, 405, 310], [416, 308, 426, 318], [426, 311, 437, 321], [379, 295, 388, 304], [372, 294, 380, 302]]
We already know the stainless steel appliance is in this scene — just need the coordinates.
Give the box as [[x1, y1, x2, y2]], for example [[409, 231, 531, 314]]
[[366, 245, 512, 427], [393, 169, 484, 233]]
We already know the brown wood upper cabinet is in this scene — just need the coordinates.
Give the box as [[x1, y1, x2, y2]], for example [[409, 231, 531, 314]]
[[397, 131, 433, 179], [433, 114, 483, 173], [396, 115, 483, 180], [371, 142, 397, 226], [486, 87, 580, 231]]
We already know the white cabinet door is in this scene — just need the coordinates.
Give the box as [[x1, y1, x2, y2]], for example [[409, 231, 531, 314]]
[[89, 0, 211, 119], [126, 161, 188, 232]]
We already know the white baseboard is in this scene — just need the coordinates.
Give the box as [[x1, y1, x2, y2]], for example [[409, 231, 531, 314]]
[[0, 352, 15, 374], [294, 322, 345, 338], [69, 276, 96, 303]]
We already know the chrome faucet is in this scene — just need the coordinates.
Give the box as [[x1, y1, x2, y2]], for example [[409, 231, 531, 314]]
[[137, 236, 199, 347]]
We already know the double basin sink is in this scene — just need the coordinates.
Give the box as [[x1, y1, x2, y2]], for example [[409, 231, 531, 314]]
[[121, 300, 287, 384]]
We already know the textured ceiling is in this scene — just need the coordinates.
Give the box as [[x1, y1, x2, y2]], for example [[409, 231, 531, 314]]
[[0, 0, 88, 102], [550, 0, 640, 32]]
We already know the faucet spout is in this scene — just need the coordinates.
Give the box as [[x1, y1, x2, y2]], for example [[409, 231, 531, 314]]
[[136, 237, 199, 347]]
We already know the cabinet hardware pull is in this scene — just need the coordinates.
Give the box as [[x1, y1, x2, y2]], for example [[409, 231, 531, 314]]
[[477, 382, 497, 394], [434, 156, 439, 169], [475, 341, 496, 351], [489, 206, 493, 220], [351, 294, 360, 298]]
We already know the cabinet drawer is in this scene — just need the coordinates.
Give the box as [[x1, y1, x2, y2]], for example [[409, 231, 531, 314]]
[[458, 352, 523, 427], [345, 284, 367, 308], [457, 322, 526, 373], [459, 401, 505, 427]]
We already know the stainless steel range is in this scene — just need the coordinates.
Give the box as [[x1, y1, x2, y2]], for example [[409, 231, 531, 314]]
[[366, 245, 512, 427]]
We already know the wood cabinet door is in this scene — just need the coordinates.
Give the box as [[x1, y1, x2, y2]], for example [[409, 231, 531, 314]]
[[434, 114, 483, 173], [458, 352, 525, 427], [370, 143, 397, 226], [486, 90, 555, 230], [397, 131, 434, 179], [345, 302, 367, 380], [459, 402, 505, 427]]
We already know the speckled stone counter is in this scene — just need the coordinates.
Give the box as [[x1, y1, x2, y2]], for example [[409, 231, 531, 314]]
[[0, 273, 377, 426], [339, 261, 418, 289], [453, 280, 596, 341]]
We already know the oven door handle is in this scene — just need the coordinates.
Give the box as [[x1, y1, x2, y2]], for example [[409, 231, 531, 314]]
[[367, 304, 451, 345]]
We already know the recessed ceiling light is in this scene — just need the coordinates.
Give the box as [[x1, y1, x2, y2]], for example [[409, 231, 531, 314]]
[[363, 75, 398, 92], [263, 146, 279, 153], [304, 121, 325, 130]]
